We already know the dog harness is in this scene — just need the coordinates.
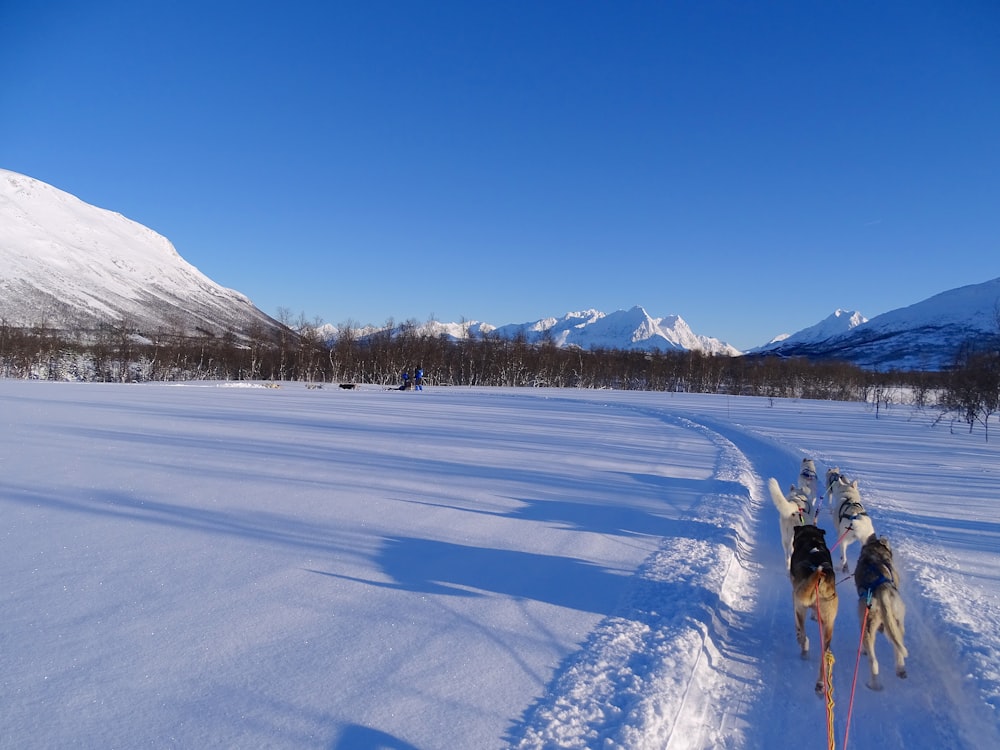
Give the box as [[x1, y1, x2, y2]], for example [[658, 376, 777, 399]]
[[857, 563, 896, 602], [837, 500, 868, 525], [825, 472, 843, 496]]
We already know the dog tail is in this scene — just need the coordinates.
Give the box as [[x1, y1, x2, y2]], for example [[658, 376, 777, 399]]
[[817, 566, 839, 600], [873, 586, 908, 658], [768, 477, 800, 518]]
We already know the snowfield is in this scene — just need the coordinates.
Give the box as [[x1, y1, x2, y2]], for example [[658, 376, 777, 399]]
[[3, 380, 999, 749]]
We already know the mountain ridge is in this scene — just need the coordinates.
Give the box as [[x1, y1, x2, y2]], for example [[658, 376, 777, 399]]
[[3, 168, 998, 371]]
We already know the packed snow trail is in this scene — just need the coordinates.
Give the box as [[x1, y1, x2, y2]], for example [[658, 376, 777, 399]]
[[506, 396, 1000, 749]]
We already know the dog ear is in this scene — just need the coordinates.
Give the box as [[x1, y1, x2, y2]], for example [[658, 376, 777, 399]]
[[865, 533, 877, 545], [851, 479, 859, 488], [879, 536, 892, 552]]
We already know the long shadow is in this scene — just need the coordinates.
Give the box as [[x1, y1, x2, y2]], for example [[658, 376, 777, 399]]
[[882, 507, 1000, 556], [311, 535, 635, 616], [2, 483, 352, 556], [502, 474, 746, 539], [330, 724, 420, 750]]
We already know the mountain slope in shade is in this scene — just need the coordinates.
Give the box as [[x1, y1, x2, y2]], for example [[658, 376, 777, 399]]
[[753, 309, 868, 351], [763, 278, 1000, 370], [0, 169, 285, 338]]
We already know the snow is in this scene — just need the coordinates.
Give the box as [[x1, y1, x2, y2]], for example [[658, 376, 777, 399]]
[[3, 380, 999, 749], [755, 309, 868, 352], [0, 168, 272, 334]]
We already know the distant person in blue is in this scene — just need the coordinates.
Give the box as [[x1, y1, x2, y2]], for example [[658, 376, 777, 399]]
[[400, 369, 411, 390], [414, 366, 424, 390]]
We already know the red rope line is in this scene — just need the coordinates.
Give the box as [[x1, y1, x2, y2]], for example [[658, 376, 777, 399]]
[[843, 600, 871, 750], [830, 525, 853, 551]]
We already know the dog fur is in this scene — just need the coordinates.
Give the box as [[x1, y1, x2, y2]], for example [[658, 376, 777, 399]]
[[789, 524, 839, 692], [825, 468, 876, 572], [768, 477, 815, 568], [854, 534, 908, 690], [798, 458, 819, 505]]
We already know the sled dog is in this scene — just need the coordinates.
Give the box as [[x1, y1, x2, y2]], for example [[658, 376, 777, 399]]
[[768, 477, 815, 568], [854, 534, 908, 690], [789, 524, 839, 693], [798, 458, 820, 505], [825, 468, 876, 572]]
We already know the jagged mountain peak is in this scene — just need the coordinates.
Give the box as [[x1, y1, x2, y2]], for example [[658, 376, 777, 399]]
[[755, 308, 867, 352]]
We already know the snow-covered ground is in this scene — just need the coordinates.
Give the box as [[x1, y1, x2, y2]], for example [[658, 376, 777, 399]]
[[3, 380, 998, 749]]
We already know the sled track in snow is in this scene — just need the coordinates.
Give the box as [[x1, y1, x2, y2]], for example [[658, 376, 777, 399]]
[[506, 406, 768, 749], [507, 399, 1000, 749]]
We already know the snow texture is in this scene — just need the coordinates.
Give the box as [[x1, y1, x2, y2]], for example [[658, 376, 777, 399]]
[[3, 380, 999, 749], [0, 168, 278, 336]]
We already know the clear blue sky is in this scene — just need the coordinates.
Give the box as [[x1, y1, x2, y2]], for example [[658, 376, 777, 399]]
[[2, 1, 997, 350]]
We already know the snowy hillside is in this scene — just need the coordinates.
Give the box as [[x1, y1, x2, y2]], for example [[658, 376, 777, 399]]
[[3, 380, 999, 749], [761, 278, 1000, 370], [753, 308, 868, 351], [0, 169, 284, 338], [4, 168, 997, 369]]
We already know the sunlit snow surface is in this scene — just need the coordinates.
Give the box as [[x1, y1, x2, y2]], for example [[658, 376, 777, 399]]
[[3, 381, 998, 749]]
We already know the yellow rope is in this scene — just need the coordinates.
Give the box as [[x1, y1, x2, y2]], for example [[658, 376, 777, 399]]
[[824, 649, 836, 750]]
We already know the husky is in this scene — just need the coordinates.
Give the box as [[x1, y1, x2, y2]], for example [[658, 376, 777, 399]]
[[798, 458, 820, 505], [789, 524, 839, 693], [854, 534, 908, 690], [768, 477, 815, 568], [825, 468, 876, 572]]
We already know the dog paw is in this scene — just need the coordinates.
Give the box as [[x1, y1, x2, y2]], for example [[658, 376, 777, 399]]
[[897, 668, 908, 679], [814, 681, 825, 694], [867, 678, 884, 691]]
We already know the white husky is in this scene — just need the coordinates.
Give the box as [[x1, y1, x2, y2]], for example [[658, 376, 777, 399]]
[[768, 477, 815, 568], [826, 468, 876, 572], [798, 458, 820, 505]]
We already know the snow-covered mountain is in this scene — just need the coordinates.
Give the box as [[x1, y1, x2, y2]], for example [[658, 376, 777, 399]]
[[490, 306, 739, 355], [322, 307, 740, 356], [5, 168, 997, 370], [753, 309, 868, 352], [760, 278, 1000, 370], [0, 169, 285, 338]]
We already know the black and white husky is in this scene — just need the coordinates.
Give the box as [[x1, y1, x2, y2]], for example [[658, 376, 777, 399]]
[[854, 534, 908, 690]]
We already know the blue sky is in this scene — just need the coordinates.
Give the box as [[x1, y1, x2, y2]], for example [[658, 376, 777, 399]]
[[2, 1, 998, 350]]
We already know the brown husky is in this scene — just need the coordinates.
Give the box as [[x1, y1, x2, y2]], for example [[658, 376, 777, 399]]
[[854, 534, 908, 690], [789, 524, 839, 692]]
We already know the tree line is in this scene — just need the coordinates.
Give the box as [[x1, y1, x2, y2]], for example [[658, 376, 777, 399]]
[[1, 317, 996, 438]]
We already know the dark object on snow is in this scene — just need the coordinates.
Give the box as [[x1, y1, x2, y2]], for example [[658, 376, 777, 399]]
[[338, 383, 357, 390]]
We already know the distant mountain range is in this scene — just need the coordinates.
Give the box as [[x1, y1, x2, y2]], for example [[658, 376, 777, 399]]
[[2, 168, 998, 371], [394, 307, 740, 356]]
